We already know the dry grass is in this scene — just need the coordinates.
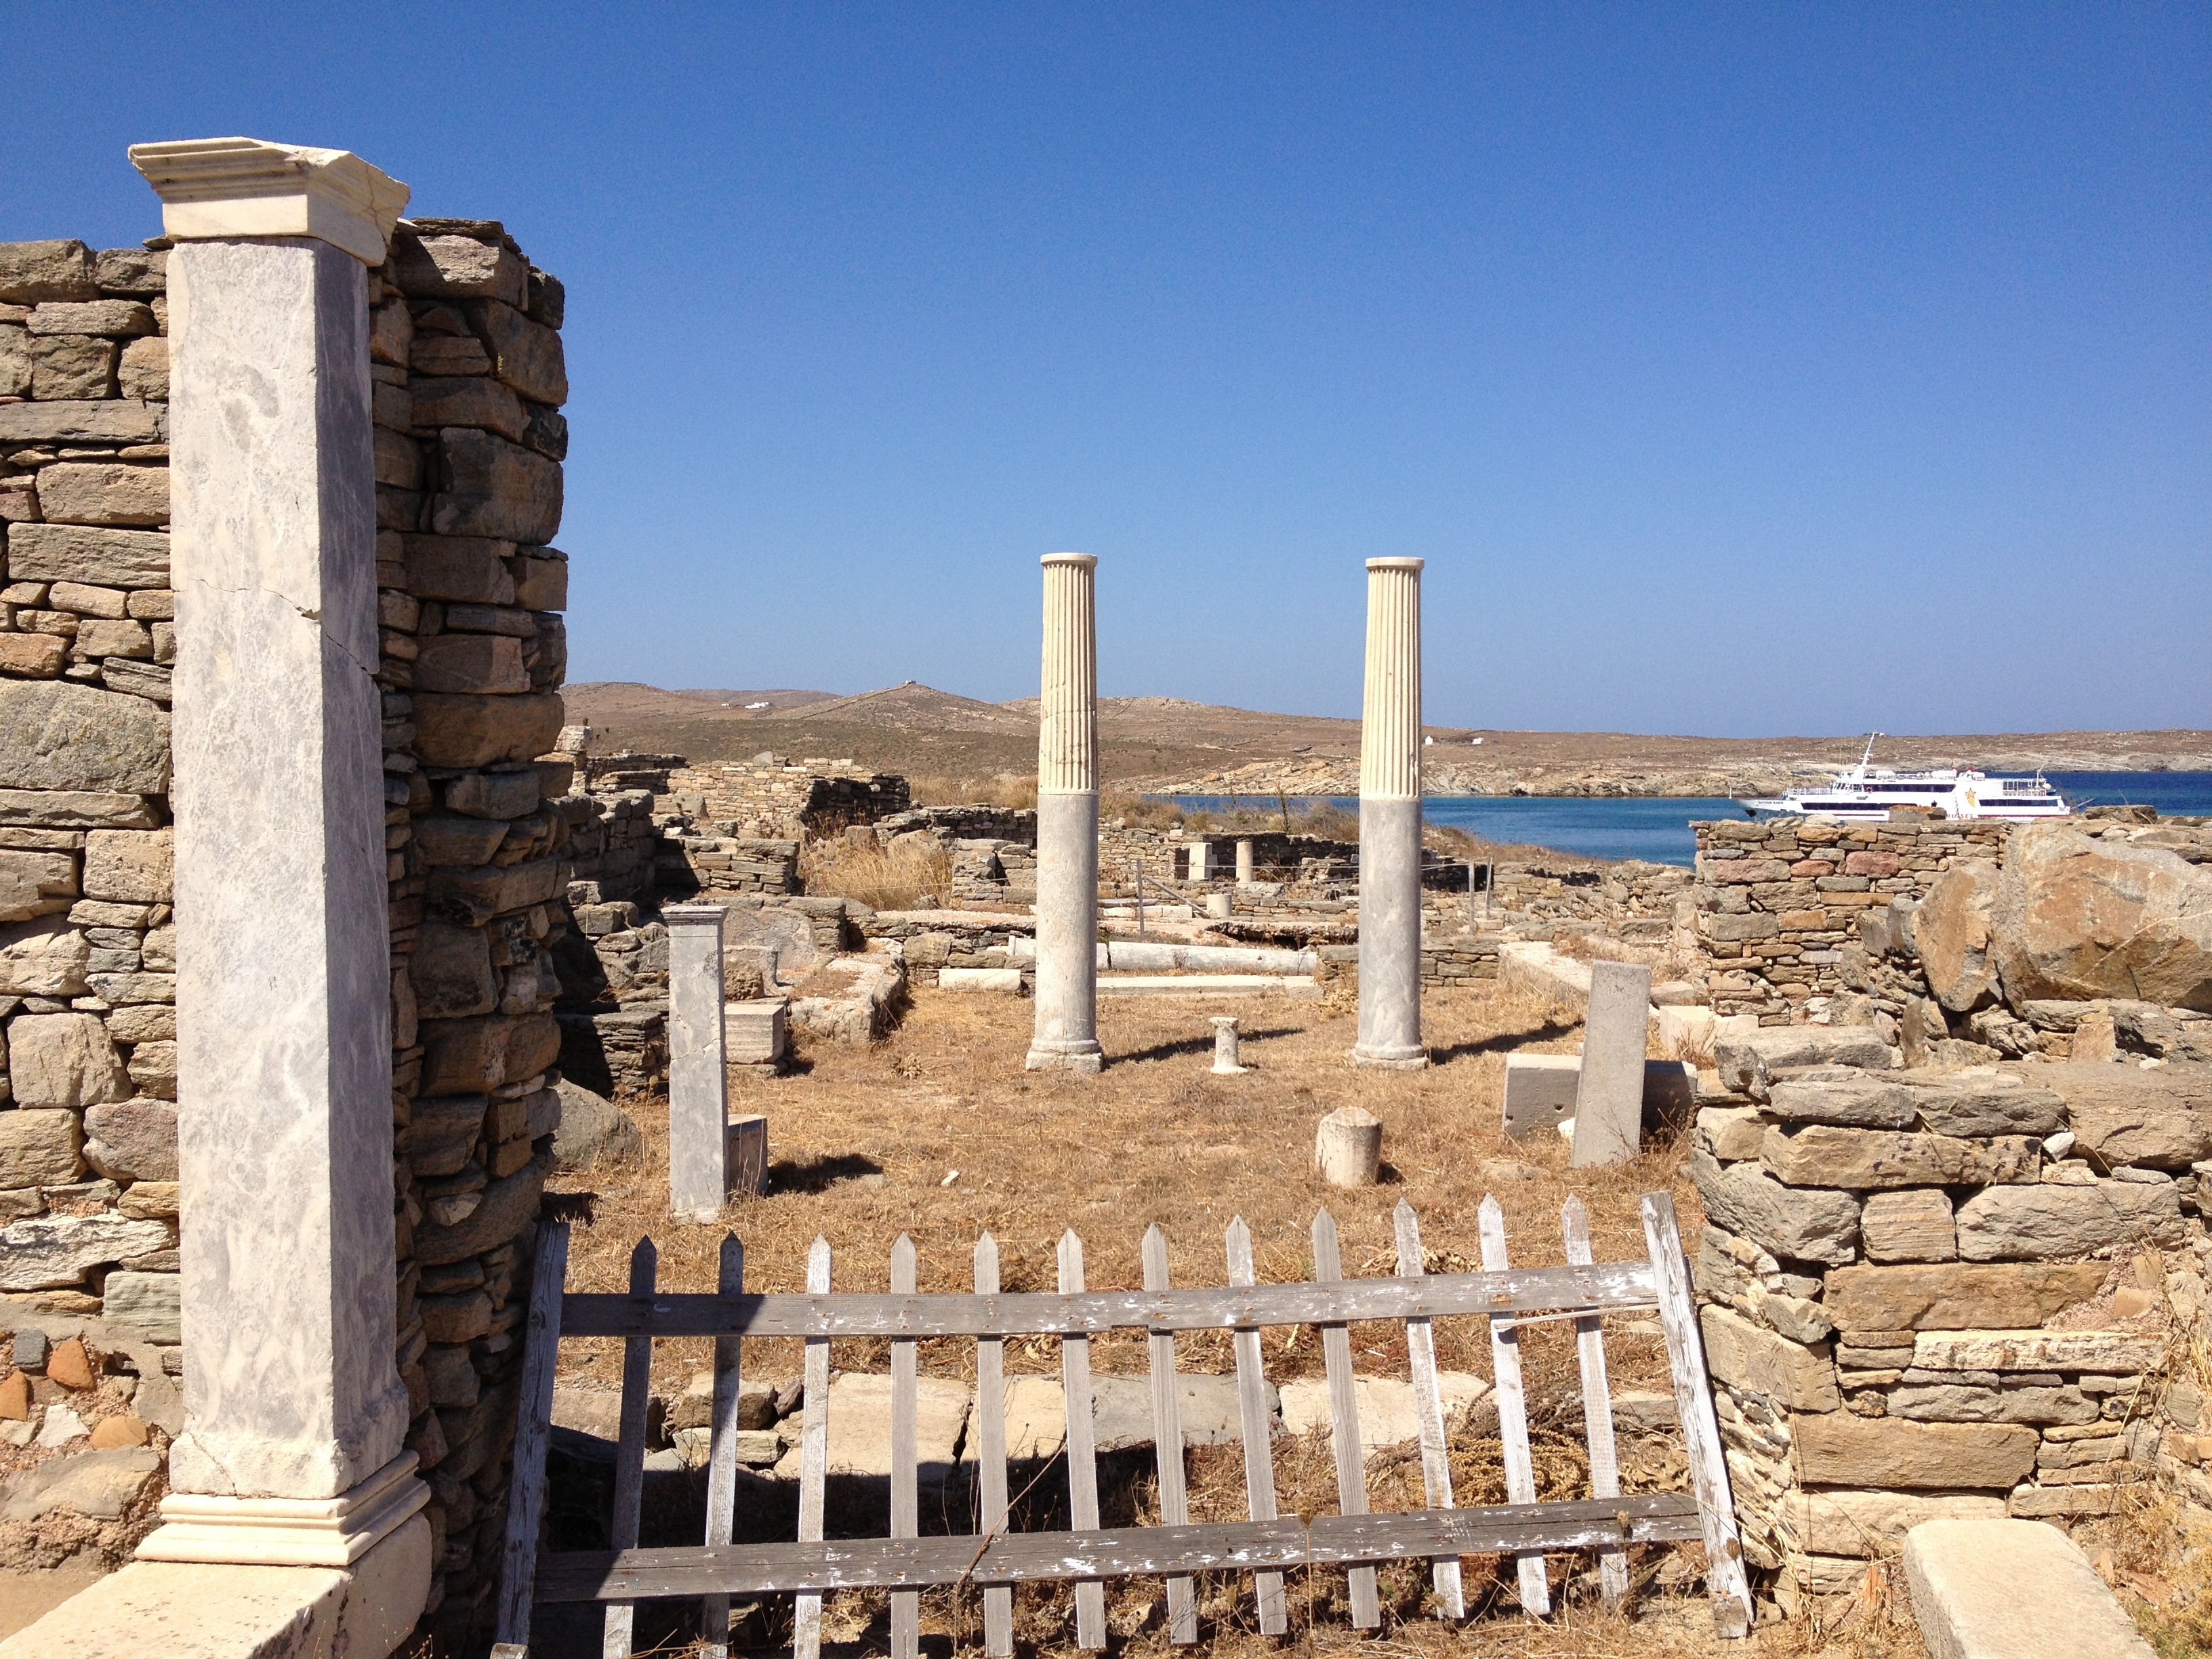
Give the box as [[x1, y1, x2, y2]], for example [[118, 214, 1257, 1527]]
[[799, 838, 957, 912], [905, 775, 1040, 810], [543, 980, 1948, 1657]]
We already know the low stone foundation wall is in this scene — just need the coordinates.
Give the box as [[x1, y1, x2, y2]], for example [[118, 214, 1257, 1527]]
[[666, 754, 908, 840]]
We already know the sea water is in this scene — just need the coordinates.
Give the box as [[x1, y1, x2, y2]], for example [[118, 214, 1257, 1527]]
[[1167, 771, 2212, 869]]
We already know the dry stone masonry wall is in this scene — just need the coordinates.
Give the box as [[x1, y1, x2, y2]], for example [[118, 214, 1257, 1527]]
[[0, 238, 186, 1555], [369, 216, 576, 1648], [665, 754, 909, 840]]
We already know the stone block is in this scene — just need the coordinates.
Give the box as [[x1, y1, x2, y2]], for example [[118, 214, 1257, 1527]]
[[0, 849, 77, 923], [1903, 1517, 2154, 1658], [1779, 1490, 2005, 1557], [1911, 1329, 2165, 1374], [413, 632, 528, 695], [1691, 1148, 1860, 1265], [412, 691, 564, 768], [388, 229, 529, 306], [1759, 1124, 2037, 1189], [0, 792, 157, 831], [35, 463, 167, 528], [466, 301, 567, 405], [410, 1147, 551, 1267], [0, 1446, 162, 1524], [1861, 1189, 1957, 1262], [83, 827, 172, 903], [0, 914, 89, 996], [419, 1289, 493, 1344], [0, 1110, 81, 1187], [1898, 1073, 2069, 1138], [412, 815, 508, 866], [117, 335, 167, 400], [74, 618, 155, 660], [0, 240, 98, 303], [420, 1013, 562, 1093], [430, 429, 561, 543], [1501, 1052, 1580, 1138], [2039, 1060, 2212, 1170], [28, 334, 116, 398], [410, 920, 498, 1019], [0, 680, 169, 794], [1716, 1025, 1893, 1094], [512, 554, 566, 611], [102, 1269, 181, 1343], [0, 325, 24, 397], [0, 1212, 172, 1290], [1793, 1415, 2037, 1490], [443, 768, 537, 819], [1954, 1181, 2186, 1260], [402, 535, 516, 603], [7, 1012, 129, 1108], [0, 635, 66, 678], [1765, 1074, 1917, 1128], [0, 400, 161, 445], [724, 998, 787, 1065], [84, 1098, 179, 1180], [1824, 1263, 2105, 1332], [407, 374, 527, 441], [1696, 1105, 1767, 1161], [409, 334, 491, 376], [4, 523, 171, 589], [1700, 1305, 1839, 1411], [1991, 821, 2212, 1011], [49, 582, 129, 619], [27, 300, 155, 336]]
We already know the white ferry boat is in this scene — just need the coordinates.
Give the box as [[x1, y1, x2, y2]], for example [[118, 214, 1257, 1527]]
[[1736, 735, 2072, 822]]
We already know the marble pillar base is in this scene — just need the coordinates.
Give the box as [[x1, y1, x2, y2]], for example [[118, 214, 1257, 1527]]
[[1352, 796, 1426, 1069], [10, 1511, 431, 1659], [1027, 790, 1103, 1073], [138, 1452, 429, 1568]]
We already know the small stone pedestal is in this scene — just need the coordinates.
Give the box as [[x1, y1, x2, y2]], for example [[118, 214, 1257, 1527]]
[[1209, 1017, 1246, 1075], [1315, 1107, 1382, 1187], [1570, 961, 1653, 1168]]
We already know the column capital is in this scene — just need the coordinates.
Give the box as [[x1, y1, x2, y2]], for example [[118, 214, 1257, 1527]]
[[662, 903, 731, 926], [1365, 556, 1425, 572], [1041, 551, 1097, 569], [129, 137, 410, 266]]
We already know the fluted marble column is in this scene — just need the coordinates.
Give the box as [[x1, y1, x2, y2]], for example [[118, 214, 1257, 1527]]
[[1353, 558, 1427, 1068], [1026, 554, 1103, 1073]]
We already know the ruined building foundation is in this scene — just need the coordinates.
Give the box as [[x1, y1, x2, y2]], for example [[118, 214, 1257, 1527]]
[[1025, 552, 1103, 1073], [1352, 556, 1427, 1069]]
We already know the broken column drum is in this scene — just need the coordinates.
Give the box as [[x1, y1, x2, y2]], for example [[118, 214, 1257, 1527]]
[[1352, 558, 1427, 1069], [1025, 554, 1103, 1073], [1210, 1016, 1245, 1075], [1235, 839, 1255, 884]]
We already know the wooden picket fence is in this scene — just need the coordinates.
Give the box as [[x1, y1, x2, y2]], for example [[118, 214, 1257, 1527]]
[[492, 1191, 1752, 1657]]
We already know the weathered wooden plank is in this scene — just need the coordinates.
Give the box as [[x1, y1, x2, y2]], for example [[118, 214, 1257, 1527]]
[[1311, 1210, 1378, 1629], [973, 1233, 1012, 1657], [700, 1234, 745, 1659], [1393, 1201, 1464, 1620], [1641, 1192, 1755, 1639], [602, 1237, 657, 1658], [555, 1262, 1658, 1340], [794, 1236, 832, 1659], [890, 1235, 919, 1659], [534, 1494, 1706, 1601], [1479, 1197, 1551, 1618], [1561, 1197, 1629, 1610], [1224, 1218, 1287, 1636], [1141, 1226, 1196, 1645], [493, 1221, 570, 1651], [1059, 1231, 1107, 1650]]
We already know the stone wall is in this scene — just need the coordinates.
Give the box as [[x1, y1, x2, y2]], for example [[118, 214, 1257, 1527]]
[[1692, 819, 2009, 1027], [0, 239, 186, 1543], [371, 216, 573, 1647], [1690, 1029, 2212, 1612], [665, 753, 908, 840]]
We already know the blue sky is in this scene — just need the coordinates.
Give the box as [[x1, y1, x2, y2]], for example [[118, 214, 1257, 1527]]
[[7, 4, 2207, 735]]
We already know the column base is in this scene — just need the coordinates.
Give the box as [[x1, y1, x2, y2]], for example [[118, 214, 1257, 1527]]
[[138, 1451, 429, 1568], [1025, 1042, 1105, 1074], [7, 1511, 432, 1659], [1350, 1044, 1429, 1071]]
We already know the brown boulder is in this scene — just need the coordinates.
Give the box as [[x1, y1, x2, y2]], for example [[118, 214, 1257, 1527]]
[[1912, 860, 2002, 1011], [2032, 1060, 2212, 1170], [1992, 821, 2212, 1012]]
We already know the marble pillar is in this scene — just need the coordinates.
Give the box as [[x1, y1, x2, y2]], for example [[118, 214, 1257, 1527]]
[[1235, 839, 1255, 884], [666, 905, 731, 1220], [1026, 554, 1103, 1073], [1188, 840, 1210, 883], [1353, 558, 1427, 1069], [1209, 1017, 1246, 1076], [128, 138, 430, 1580]]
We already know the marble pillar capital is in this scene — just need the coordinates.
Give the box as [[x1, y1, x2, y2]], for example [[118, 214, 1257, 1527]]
[[129, 136, 410, 265]]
